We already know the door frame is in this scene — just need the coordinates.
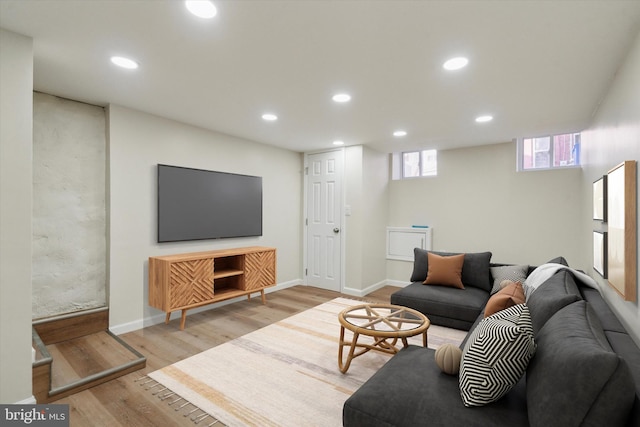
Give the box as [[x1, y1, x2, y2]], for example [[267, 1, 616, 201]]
[[302, 148, 346, 291]]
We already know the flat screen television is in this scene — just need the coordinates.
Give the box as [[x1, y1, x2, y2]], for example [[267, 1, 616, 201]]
[[157, 164, 262, 243]]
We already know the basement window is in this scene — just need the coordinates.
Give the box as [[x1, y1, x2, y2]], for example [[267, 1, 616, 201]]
[[392, 150, 437, 179], [517, 132, 581, 171]]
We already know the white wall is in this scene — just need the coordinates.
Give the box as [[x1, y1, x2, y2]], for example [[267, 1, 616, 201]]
[[0, 29, 34, 403], [361, 146, 390, 289], [32, 93, 107, 319], [343, 146, 389, 295], [344, 146, 364, 293], [387, 142, 584, 281], [107, 105, 303, 331], [581, 29, 640, 344]]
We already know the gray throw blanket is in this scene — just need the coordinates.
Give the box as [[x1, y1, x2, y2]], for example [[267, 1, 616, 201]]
[[524, 263, 598, 300]]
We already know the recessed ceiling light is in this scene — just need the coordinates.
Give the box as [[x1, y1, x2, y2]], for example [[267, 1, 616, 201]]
[[333, 140, 345, 146], [393, 130, 407, 137], [185, 0, 217, 19], [443, 57, 469, 71], [110, 56, 139, 69], [475, 115, 493, 123], [332, 93, 351, 103], [262, 113, 278, 121]]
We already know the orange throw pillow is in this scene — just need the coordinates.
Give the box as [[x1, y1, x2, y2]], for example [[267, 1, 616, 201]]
[[484, 282, 525, 317], [423, 252, 465, 289]]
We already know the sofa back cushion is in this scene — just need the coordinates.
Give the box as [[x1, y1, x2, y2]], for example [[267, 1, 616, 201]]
[[581, 287, 627, 333], [411, 248, 492, 291], [527, 300, 635, 427], [526, 270, 582, 334]]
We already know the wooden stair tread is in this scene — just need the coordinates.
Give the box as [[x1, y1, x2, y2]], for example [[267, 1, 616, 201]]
[[32, 309, 146, 403], [47, 331, 144, 389]]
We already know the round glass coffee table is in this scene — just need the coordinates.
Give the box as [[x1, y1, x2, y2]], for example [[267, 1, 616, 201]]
[[338, 303, 430, 373]]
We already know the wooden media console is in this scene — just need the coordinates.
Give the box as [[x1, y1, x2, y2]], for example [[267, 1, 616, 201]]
[[148, 246, 276, 329]]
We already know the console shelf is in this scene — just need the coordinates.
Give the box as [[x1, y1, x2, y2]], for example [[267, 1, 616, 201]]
[[148, 246, 276, 329], [214, 268, 244, 279]]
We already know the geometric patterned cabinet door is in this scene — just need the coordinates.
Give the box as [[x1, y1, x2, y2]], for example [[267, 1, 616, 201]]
[[169, 259, 214, 307], [244, 250, 276, 291], [149, 246, 276, 330]]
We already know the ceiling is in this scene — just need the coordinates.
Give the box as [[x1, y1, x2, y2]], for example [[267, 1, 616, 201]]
[[2, 1, 640, 154]]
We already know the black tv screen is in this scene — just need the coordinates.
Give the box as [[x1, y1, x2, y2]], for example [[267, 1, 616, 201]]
[[157, 164, 262, 242]]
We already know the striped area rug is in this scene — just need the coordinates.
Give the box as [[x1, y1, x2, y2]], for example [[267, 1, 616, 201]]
[[148, 297, 466, 427]]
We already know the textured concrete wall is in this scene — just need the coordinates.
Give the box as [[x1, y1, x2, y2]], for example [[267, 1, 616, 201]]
[[32, 92, 107, 319]]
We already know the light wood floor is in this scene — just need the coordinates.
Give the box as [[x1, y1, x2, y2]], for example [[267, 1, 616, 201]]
[[54, 285, 397, 426]]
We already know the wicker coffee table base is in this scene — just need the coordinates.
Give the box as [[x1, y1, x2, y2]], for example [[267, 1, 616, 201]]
[[338, 329, 428, 373], [337, 304, 429, 374]]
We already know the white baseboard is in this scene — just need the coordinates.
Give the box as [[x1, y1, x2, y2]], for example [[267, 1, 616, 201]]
[[342, 280, 405, 297], [385, 279, 410, 288], [109, 279, 302, 335], [15, 395, 37, 404]]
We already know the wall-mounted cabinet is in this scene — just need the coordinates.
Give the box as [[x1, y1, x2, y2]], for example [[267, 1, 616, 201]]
[[149, 246, 276, 329]]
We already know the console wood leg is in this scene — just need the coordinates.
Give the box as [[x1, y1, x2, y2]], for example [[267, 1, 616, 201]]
[[165, 312, 171, 324], [180, 310, 187, 330], [261, 290, 266, 304]]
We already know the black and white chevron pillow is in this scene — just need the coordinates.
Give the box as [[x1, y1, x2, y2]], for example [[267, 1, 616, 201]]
[[459, 304, 536, 407]]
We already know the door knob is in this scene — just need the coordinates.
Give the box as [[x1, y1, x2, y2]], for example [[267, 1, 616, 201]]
[[333, 228, 340, 233]]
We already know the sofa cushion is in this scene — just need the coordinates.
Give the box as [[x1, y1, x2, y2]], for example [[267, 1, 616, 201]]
[[484, 282, 525, 317], [526, 270, 582, 333], [490, 264, 529, 295], [460, 304, 536, 407], [410, 248, 493, 291], [423, 252, 465, 289], [604, 331, 640, 427], [391, 282, 489, 330], [343, 346, 529, 427], [580, 287, 627, 333], [523, 263, 593, 300], [527, 300, 635, 427], [582, 287, 640, 427]]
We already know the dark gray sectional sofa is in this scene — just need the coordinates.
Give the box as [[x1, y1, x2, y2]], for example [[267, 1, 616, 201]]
[[343, 251, 640, 427], [390, 250, 497, 330]]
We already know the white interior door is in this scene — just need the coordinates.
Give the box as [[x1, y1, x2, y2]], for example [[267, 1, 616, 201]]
[[305, 150, 343, 292]]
